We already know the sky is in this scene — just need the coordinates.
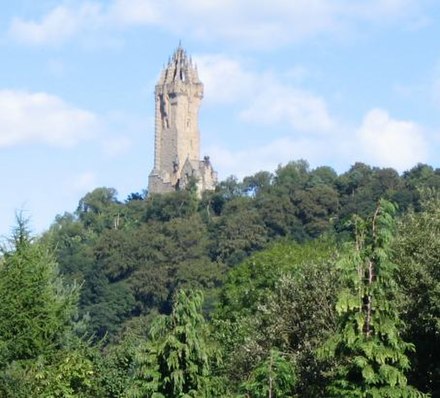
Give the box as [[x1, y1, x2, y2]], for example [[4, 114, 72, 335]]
[[1, 0, 440, 238]]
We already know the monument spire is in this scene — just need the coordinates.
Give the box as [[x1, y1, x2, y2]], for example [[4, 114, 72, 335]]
[[148, 45, 217, 195]]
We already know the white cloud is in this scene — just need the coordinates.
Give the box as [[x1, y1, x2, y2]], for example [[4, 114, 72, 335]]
[[207, 135, 345, 179], [107, 0, 159, 26], [9, 4, 103, 45], [0, 90, 98, 148], [7, 0, 430, 47], [195, 55, 255, 104], [199, 59, 433, 174], [357, 108, 428, 171], [196, 54, 335, 133], [206, 107, 431, 179], [240, 84, 335, 133]]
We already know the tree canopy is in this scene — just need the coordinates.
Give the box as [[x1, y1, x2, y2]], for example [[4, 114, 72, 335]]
[[1, 160, 439, 396]]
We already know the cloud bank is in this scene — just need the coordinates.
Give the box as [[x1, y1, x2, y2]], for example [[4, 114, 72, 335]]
[[196, 54, 335, 133], [0, 90, 98, 148], [357, 108, 428, 171], [8, 0, 429, 47], [197, 55, 430, 176]]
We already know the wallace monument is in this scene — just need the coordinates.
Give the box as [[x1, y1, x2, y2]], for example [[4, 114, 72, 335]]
[[148, 45, 217, 194]]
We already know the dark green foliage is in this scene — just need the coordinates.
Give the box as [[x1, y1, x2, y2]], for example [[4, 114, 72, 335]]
[[256, 192, 303, 238], [393, 191, 440, 395], [403, 164, 440, 193], [243, 170, 273, 196], [129, 290, 219, 397], [320, 200, 426, 397], [293, 183, 339, 237], [215, 239, 340, 396], [82, 276, 136, 338], [215, 175, 245, 200], [0, 219, 77, 365], [7, 160, 437, 396], [43, 212, 97, 285], [240, 349, 297, 398], [273, 159, 310, 193], [76, 187, 122, 232], [309, 165, 338, 186], [0, 218, 98, 397], [93, 336, 139, 397], [145, 190, 198, 222], [42, 161, 440, 341], [213, 197, 268, 265]]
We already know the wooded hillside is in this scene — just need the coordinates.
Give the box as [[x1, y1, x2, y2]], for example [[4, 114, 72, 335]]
[[1, 160, 439, 397]]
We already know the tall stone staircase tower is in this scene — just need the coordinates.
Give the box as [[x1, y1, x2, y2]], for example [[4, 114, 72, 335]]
[[148, 45, 217, 195]]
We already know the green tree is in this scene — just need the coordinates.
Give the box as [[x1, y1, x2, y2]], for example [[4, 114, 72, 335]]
[[242, 171, 273, 197], [215, 239, 339, 396], [320, 200, 426, 397], [308, 166, 338, 187], [0, 218, 97, 397], [256, 194, 298, 237], [76, 187, 122, 232], [273, 160, 310, 194], [214, 197, 268, 265], [145, 190, 198, 222], [129, 290, 219, 397], [0, 219, 77, 365], [293, 184, 339, 237], [393, 190, 440, 395], [240, 349, 296, 398], [44, 211, 97, 284]]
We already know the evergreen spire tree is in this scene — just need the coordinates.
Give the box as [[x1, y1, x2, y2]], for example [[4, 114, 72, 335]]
[[0, 216, 77, 366], [320, 200, 427, 397], [129, 289, 219, 397]]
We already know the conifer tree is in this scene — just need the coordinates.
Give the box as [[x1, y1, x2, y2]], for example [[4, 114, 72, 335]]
[[0, 217, 77, 366], [129, 289, 219, 397], [0, 216, 96, 397], [240, 349, 296, 398], [320, 200, 427, 397]]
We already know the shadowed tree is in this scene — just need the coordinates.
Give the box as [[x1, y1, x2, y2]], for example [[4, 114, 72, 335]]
[[320, 200, 427, 397], [129, 290, 220, 397]]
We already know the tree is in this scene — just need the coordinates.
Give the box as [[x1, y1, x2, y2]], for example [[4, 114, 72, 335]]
[[213, 197, 268, 265], [76, 187, 121, 232], [320, 200, 426, 397], [0, 218, 77, 365], [308, 166, 338, 187], [242, 171, 273, 197], [145, 190, 198, 222], [215, 239, 339, 396], [261, 267, 340, 396], [293, 184, 339, 237], [240, 349, 296, 398], [273, 160, 310, 194], [129, 290, 219, 397], [260, 195, 305, 240], [393, 190, 440, 395], [0, 217, 96, 397]]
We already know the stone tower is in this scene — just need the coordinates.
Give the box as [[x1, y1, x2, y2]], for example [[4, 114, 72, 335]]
[[148, 45, 217, 195]]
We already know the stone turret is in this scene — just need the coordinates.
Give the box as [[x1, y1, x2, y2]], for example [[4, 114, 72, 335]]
[[148, 45, 217, 195]]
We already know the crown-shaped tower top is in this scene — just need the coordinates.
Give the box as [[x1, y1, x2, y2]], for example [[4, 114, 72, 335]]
[[158, 44, 200, 86]]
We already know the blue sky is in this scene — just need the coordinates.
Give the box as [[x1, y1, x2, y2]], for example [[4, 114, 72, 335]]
[[1, 0, 440, 237]]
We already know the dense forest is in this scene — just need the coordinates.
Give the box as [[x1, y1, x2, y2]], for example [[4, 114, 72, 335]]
[[1, 160, 439, 397]]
